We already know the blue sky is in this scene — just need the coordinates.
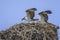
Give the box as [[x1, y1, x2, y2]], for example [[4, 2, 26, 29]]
[[0, 0, 60, 39]]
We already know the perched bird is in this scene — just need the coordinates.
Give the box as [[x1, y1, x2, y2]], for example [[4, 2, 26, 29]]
[[26, 8, 37, 19], [22, 8, 37, 22], [38, 10, 52, 24]]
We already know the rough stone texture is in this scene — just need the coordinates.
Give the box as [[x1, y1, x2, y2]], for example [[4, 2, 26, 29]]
[[0, 22, 59, 40]]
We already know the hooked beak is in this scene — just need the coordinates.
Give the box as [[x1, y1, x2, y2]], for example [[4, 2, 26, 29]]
[[21, 17, 25, 21], [38, 13, 41, 15]]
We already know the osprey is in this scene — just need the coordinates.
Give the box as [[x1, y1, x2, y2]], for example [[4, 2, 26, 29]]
[[38, 10, 52, 23], [22, 8, 37, 22], [26, 8, 37, 19]]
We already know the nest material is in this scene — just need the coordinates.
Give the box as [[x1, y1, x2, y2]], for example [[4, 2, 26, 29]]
[[0, 22, 59, 40]]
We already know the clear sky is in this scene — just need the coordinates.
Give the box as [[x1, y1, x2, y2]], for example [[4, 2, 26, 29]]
[[0, 0, 60, 39]]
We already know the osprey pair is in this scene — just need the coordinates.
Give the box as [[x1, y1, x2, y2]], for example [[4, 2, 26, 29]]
[[22, 8, 52, 23]]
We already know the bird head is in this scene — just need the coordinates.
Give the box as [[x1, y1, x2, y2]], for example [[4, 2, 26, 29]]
[[26, 8, 37, 12], [29, 8, 37, 12], [26, 9, 29, 12], [38, 10, 52, 15], [44, 10, 52, 14], [30, 8, 37, 11]]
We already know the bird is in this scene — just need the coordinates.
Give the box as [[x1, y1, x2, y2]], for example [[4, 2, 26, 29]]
[[38, 10, 52, 24], [21, 8, 37, 22], [26, 8, 37, 19]]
